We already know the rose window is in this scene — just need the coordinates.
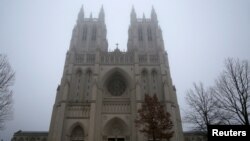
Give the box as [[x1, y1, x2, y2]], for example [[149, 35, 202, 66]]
[[107, 74, 126, 96]]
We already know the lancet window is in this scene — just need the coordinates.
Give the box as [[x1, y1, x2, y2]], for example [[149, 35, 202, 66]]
[[82, 26, 87, 40], [138, 26, 143, 41], [147, 27, 152, 41]]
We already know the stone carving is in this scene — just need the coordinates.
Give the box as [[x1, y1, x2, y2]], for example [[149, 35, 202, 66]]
[[100, 51, 134, 64], [75, 52, 159, 65], [102, 103, 130, 113], [67, 105, 90, 118]]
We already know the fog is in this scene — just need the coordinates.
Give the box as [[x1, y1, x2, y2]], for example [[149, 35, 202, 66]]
[[1, 0, 250, 140]]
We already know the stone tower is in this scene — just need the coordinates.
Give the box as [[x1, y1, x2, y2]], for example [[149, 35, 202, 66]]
[[48, 6, 184, 141]]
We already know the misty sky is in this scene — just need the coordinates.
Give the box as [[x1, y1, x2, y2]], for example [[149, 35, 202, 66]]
[[1, 0, 250, 140]]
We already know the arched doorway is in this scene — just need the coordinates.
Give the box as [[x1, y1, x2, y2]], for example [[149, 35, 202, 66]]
[[70, 125, 84, 141], [103, 118, 129, 141]]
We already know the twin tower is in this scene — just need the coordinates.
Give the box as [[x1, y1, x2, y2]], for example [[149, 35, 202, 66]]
[[48, 6, 184, 141]]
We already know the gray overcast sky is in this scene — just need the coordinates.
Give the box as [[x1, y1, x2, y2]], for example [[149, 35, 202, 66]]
[[1, 0, 250, 140]]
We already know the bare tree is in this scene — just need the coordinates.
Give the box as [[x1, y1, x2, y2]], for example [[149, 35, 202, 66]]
[[135, 94, 174, 141], [214, 58, 250, 125], [185, 83, 229, 132], [0, 54, 15, 130]]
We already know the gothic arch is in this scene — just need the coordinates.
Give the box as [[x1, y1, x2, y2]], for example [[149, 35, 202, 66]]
[[151, 68, 160, 98], [147, 26, 152, 41], [91, 24, 97, 41], [85, 68, 93, 82], [103, 117, 129, 136], [141, 68, 148, 75], [68, 122, 85, 141], [75, 67, 83, 74], [101, 67, 134, 90], [73, 68, 83, 101], [151, 69, 158, 82], [82, 26, 88, 40], [151, 68, 157, 74], [85, 68, 92, 74], [141, 68, 149, 84], [84, 68, 93, 101], [138, 25, 143, 41], [141, 68, 150, 98]]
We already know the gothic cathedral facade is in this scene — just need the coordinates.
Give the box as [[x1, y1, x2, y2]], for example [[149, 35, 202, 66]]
[[48, 6, 184, 141]]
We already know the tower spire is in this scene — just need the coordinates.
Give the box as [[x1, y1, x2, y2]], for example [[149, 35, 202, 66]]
[[130, 6, 137, 24], [99, 5, 105, 22], [77, 5, 84, 24], [151, 6, 158, 23]]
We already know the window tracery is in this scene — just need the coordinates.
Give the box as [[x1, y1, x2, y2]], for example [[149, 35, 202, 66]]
[[107, 73, 126, 96]]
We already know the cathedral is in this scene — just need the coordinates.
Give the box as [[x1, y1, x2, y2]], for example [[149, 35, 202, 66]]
[[12, 6, 186, 141]]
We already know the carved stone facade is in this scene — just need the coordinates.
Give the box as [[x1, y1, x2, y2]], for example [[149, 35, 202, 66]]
[[46, 6, 184, 141]]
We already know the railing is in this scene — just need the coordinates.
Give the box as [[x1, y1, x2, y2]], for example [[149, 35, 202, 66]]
[[100, 52, 134, 64], [75, 52, 159, 65]]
